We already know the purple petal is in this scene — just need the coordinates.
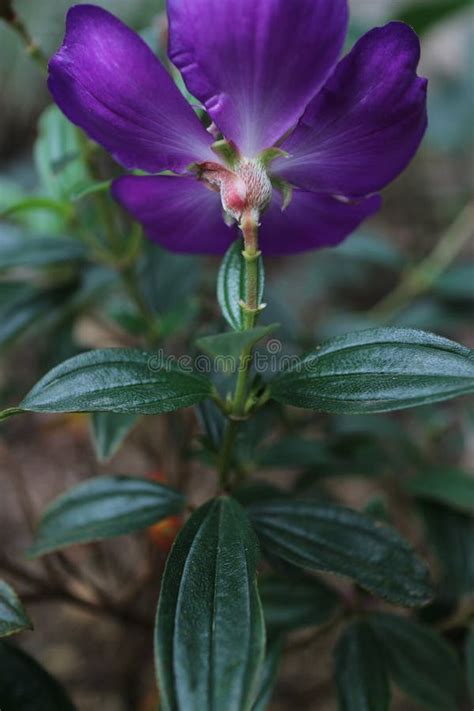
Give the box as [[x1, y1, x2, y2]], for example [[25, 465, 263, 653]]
[[167, 0, 348, 156], [48, 4, 215, 173], [276, 23, 428, 196], [112, 175, 236, 254], [258, 191, 382, 255]]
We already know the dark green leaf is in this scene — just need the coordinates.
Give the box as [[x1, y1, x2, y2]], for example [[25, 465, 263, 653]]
[[369, 612, 461, 711], [334, 620, 390, 711], [20, 348, 213, 414], [257, 437, 329, 470], [251, 636, 283, 711], [197, 324, 277, 366], [34, 105, 90, 201], [196, 399, 226, 452], [435, 263, 474, 302], [139, 242, 200, 317], [395, 0, 472, 35], [392, 299, 464, 332], [155, 496, 265, 711], [28, 475, 185, 557], [0, 228, 86, 270], [0, 641, 76, 710], [0, 581, 32, 637], [90, 412, 139, 462], [233, 482, 284, 508], [260, 572, 339, 632], [0, 284, 74, 351], [363, 496, 392, 524], [248, 500, 432, 607], [466, 628, 474, 703], [271, 328, 474, 414], [420, 502, 474, 597], [335, 232, 405, 271], [217, 238, 265, 331], [407, 468, 474, 514]]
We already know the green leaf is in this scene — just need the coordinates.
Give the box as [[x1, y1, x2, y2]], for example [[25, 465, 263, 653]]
[[155, 496, 265, 711], [0, 408, 24, 423], [196, 324, 277, 366], [407, 468, 474, 514], [0, 177, 25, 212], [34, 105, 90, 201], [368, 612, 461, 711], [420, 502, 474, 597], [139, 242, 200, 318], [0, 581, 32, 638], [0, 641, 76, 710], [233, 482, 284, 508], [334, 621, 390, 711], [251, 636, 283, 711], [260, 572, 339, 632], [20, 348, 213, 415], [335, 232, 405, 271], [435, 263, 474, 302], [0, 284, 73, 352], [248, 500, 433, 607], [257, 437, 329, 470], [466, 628, 474, 703], [363, 496, 392, 524], [28, 475, 185, 557], [90, 412, 140, 462], [197, 400, 226, 452], [395, 0, 472, 35], [270, 328, 474, 414], [217, 238, 265, 331], [0, 229, 86, 270]]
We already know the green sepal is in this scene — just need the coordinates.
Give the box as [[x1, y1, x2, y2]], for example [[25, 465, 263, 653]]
[[257, 147, 289, 168], [270, 175, 293, 210], [211, 139, 241, 169]]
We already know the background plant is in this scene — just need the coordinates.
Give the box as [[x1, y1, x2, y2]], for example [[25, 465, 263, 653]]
[[0, 1, 473, 710]]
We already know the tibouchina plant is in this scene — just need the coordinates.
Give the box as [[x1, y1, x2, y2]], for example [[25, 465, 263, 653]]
[[0, 1, 473, 710]]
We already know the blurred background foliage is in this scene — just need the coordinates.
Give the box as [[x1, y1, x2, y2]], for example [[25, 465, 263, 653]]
[[0, 0, 473, 710]]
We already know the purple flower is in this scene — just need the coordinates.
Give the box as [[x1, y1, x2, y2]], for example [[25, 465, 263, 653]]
[[49, 2, 427, 255]]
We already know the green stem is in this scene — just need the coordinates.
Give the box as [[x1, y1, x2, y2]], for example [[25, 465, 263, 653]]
[[3, 9, 48, 72], [217, 419, 239, 491], [218, 210, 261, 490], [369, 201, 474, 323], [76, 132, 161, 346]]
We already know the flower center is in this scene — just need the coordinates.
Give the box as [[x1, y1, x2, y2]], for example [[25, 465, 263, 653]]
[[198, 158, 273, 224]]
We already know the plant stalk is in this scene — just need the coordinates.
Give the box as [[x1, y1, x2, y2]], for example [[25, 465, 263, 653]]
[[2, 7, 48, 72], [218, 211, 261, 489], [369, 201, 474, 322]]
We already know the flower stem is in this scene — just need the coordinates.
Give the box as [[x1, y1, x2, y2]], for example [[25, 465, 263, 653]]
[[369, 201, 474, 323], [2, 7, 48, 72], [241, 209, 261, 329], [218, 211, 261, 490]]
